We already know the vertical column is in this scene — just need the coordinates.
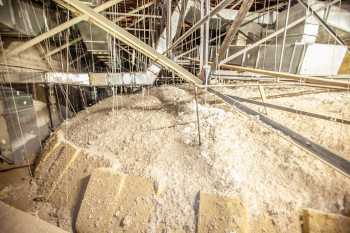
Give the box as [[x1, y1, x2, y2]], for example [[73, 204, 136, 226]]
[[166, 0, 172, 55], [200, 0, 210, 83], [166, 0, 174, 83], [45, 83, 61, 128]]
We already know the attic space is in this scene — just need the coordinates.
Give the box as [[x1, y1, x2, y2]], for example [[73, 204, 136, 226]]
[[0, 0, 350, 232]]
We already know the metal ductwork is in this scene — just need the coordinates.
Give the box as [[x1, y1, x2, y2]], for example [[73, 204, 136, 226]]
[[0, 0, 55, 36]]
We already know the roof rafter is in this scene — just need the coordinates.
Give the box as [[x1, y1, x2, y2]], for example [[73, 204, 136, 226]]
[[216, 0, 255, 65], [297, 0, 349, 53], [59, 0, 201, 85], [164, 0, 242, 54], [5, 0, 123, 57], [44, 37, 83, 58], [219, 0, 342, 65]]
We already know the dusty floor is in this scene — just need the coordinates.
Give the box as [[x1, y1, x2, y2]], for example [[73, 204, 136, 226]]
[[1, 84, 350, 232], [0, 167, 61, 227], [217, 85, 350, 160]]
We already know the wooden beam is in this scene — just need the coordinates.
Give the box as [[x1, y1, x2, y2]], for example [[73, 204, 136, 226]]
[[165, 0, 242, 54], [220, 63, 350, 89], [114, 0, 156, 23], [69, 53, 87, 65], [216, 0, 254, 64], [297, 0, 349, 52], [228, 95, 350, 125], [185, 56, 350, 89], [53, 0, 80, 15], [60, 0, 201, 85], [44, 37, 82, 58], [303, 209, 350, 233], [5, 0, 123, 57], [241, 1, 289, 27], [0, 201, 69, 233], [105, 12, 161, 19], [210, 89, 350, 178], [124, 28, 155, 32], [219, 0, 342, 65]]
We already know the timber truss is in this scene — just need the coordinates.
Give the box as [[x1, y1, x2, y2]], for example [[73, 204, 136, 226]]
[[3, 0, 350, 89]]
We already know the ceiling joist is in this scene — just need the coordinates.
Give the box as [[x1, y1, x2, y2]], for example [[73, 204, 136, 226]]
[[58, 0, 202, 85], [5, 0, 123, 57]]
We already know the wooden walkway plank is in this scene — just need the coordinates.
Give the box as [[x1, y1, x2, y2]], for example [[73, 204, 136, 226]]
[[76, 168, 155, 233], [303, 208, 350, 233], [0, 201, 68, 233], [197, 192, 248, 233]]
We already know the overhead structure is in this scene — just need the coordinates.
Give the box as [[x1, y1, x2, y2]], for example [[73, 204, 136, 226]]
[[164, 0, 242, 54], [5, 0, 124, 57], [216, 0, 254, 65], [219, 0, 343, 66], [297, 0, 349, 52], [58, 0, 202, 85], [219, 63, 350, 89], [114, 0, 157, 23], [1, 0, 349, 83], [1, 3, 350, 232], [44, 37, 83, 59]]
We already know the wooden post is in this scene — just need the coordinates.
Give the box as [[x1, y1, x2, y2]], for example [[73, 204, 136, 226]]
[[216, 0, 254, 65]]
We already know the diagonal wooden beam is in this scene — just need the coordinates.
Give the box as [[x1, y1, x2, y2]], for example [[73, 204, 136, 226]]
[[220, 63, 350, 89], [297, 0, 349, 52], [105, 12, 161, 19], [114, 0, 156, 23], [216, 0, 254, 65], [241, 1, 288, 27], [60, 0, 201, 85], [44, 37, 83, 58], [47, 0, 156, 62], [69, 52, 87, 65], [126, 0, 158, 28], [5, 0, 123, 57], [53, 0, 80, 15], [219, 0, 342, 65], [185, 57, 350, 89], [228, 95, 350, 125], [164, 0, 242, 54]]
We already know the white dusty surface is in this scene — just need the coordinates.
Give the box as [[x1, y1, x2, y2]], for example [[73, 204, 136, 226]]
[[219, 86, 350, 160], [1, 85, 350, 233], [63, 85, 350, 232], [258, 92, 350, 160]]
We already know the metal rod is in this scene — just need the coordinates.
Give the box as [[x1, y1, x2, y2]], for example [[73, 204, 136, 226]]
[[209, 88, 350, 178], [278, 0, 292, 73], [105, 12, 161, 18], [44, 37, 83, 58], [219, 63, 350, 89], [228, 95, 350, 125], [297, 0, 349, 52], [219, 0, 342, 65], [5, 0, 123, 57], [216, 0, 254, 64], [164, 0, 242, 54], [185, 56, 350, 89], [194, 86, 202, 145], [59, 0, 202, 85]]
